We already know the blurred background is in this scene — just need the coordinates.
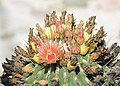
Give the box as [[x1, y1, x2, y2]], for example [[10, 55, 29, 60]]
[[0, 0, 120, 79]]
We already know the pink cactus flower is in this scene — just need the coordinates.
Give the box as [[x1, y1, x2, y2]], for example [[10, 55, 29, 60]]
[[76, 27, 84, 44], [65, 30, 72, 38], [71, 44, 80, 54], [54, 17, 64, 33]]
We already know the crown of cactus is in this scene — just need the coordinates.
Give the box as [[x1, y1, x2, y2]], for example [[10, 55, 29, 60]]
[[1, 11, 120, 86]]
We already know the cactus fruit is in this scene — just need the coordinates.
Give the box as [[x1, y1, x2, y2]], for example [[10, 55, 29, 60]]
[[1, 11, 120, 86]]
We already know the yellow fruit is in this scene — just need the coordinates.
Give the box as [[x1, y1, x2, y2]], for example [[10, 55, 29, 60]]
[[90, 52, 99, 61], [84, 28, 92, 42], [90, 66, 98, 73], [32, 54, 40, 64], [39, 80, 48, 86], [67, 61, 77, 71], [14, 73, 21, 78], [30, 42, 37, 52], [89, 43, 96, 53], [80, 43, 89, 55], [22, 66, 33, 73]]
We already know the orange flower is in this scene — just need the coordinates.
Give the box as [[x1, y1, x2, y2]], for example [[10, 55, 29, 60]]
[[38, 41, 61, 64]]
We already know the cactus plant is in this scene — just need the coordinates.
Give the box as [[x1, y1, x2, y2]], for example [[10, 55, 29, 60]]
[[1, 11, 120, 86]]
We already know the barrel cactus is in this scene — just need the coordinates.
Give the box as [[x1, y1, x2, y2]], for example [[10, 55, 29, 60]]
[[1, 11, 120, 86]]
